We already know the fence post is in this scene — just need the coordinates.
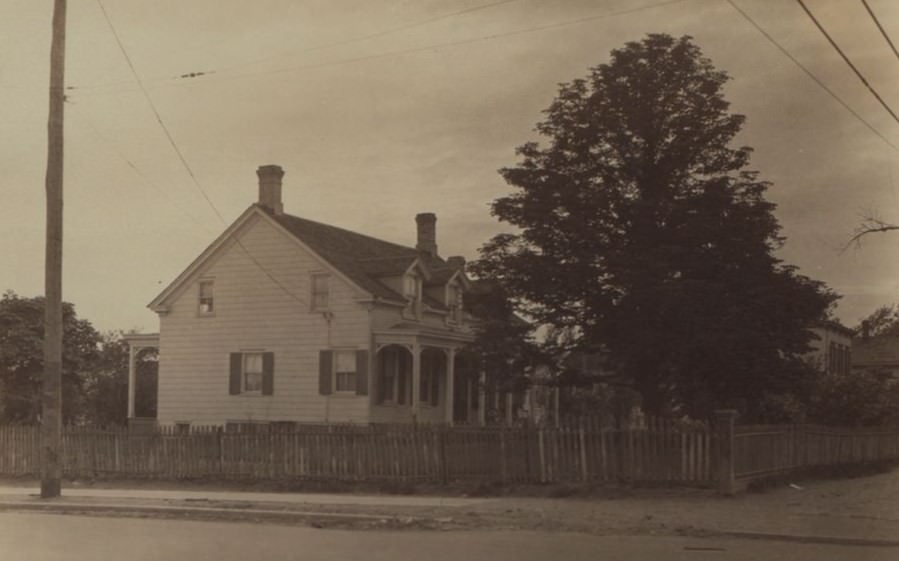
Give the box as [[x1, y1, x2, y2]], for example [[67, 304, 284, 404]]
[[714, 409, 738, 495], [439, 427, 448, 485], [579, 420, 588, 482], [499, 428, 507, 484]]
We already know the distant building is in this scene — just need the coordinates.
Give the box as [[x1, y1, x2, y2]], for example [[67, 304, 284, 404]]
[[806, 320, 853, 375], [852, 332, 899, 380]]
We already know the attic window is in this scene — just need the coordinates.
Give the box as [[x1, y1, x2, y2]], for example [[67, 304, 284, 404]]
[[311, 274, 330, 310], [198, 280, 214, 315]]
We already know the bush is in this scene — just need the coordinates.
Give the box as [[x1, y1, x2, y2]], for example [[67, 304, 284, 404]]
[[808, 369, 899, 427]]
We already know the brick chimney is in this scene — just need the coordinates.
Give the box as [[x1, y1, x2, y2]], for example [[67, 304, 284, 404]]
[[446, 256, 465, 271], [415, 213, 437, 257], [257, 164, 284, 215]]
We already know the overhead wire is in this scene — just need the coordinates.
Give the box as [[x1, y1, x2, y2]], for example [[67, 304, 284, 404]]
[[725, 0, 899, 156], [212, 0, 524, 74], [71, 0, 688, 97], [69, 0, 522, 93], [95, 0, 308, 306], [860, 0, 899, 62], [68, 103, 217, 235], [796, 0, 899, 126]]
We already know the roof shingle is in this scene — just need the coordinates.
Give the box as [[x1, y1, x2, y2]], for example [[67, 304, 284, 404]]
[[266, 206, 460, 307]]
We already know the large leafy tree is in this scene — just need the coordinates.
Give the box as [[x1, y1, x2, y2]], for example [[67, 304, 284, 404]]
[[0, 291, 100, 423], [472, 34, 837, 421], [464, 279, 543, 394]]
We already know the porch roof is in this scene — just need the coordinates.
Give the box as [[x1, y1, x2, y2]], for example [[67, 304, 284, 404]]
[[373, 322, 475, 349]]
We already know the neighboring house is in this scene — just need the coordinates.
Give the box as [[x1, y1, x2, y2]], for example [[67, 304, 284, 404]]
[[852, 334, 899, 379], [127, 165, 485, 429], [806, 320, 853, 375]]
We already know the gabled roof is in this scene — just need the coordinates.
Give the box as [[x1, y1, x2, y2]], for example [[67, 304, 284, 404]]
[[268, 208, 465, 306], [150, 204, 469, 311]]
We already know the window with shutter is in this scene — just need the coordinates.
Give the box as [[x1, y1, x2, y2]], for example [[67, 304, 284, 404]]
[[229, 351, 274, 396], [319, 350, 333, 396], [356, 350, 369, 396], [334, 350, 357, 392], [244, 353, 263, 392]]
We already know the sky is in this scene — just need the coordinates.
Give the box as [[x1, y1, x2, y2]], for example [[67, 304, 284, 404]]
[[2, 0, 899, 334]]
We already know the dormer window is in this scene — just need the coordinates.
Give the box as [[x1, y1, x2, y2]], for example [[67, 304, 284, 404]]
[[447, 283, 463, 324], [198, 280, 214, 316], [403, 273, 422, 318]]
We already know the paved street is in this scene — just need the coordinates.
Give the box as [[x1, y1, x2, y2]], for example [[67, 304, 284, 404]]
[[0, 511, 895, 561]]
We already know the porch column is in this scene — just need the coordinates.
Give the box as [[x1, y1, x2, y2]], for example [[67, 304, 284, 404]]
[[127, 344, 137, 418], [444, 349, 456, 425], [411, 342, 421, 421], [477, 367, 486, 426], [505, 392, 513, 426]]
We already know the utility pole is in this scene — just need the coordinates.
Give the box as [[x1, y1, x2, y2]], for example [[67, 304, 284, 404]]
[[41, 0, 67, 499]]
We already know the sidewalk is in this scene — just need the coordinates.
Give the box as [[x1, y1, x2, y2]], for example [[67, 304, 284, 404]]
[[0, 486, 483, 507], [0, 473, 896, 547]]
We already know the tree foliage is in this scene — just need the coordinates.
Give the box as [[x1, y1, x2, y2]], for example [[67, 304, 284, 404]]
[[472, 34, 837, 421], [854, 304, 899, 338], [81, 332, 158, 426], [464, 280, 543, 393], [809, 369, 899, 427], [0, 291, 156, 425], [0, 291, 99, 422]]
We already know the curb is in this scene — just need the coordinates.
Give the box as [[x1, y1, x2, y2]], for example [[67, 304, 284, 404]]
[[718, 530, 899, 548], [0, 500, 402, 523]]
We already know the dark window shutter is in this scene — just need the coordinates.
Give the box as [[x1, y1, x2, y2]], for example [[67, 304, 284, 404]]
[[397, 366, 406, 405], [319, 350, 333, 396], [229, 353, 242, 395], [376, 351, 386, 403], [355, 350, 369, 396], [262, 352, 275, 395]]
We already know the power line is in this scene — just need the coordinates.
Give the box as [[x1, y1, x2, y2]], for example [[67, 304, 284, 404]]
[[861, 0, 899, 62], [70, 0, 522, 93], [95, 0, 225, 222], [72, 0, 688, 96], [68, 104, 217, 235], [95, 0, 308, 307], [213, 0, 524, 74], [796, 0, 899, 125], [725, 0, 899, 155]]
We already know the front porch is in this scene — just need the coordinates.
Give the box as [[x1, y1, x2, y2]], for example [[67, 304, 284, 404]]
[[371, 325, 484, 425]]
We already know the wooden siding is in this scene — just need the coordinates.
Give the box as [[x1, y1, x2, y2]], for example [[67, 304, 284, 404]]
[[157, 214, 371, 425]]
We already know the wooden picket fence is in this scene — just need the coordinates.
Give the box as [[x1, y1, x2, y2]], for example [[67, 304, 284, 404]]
[[733, 424, 899, 481], [5, 419, 898, 490], [0, 420, 712, 485]]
